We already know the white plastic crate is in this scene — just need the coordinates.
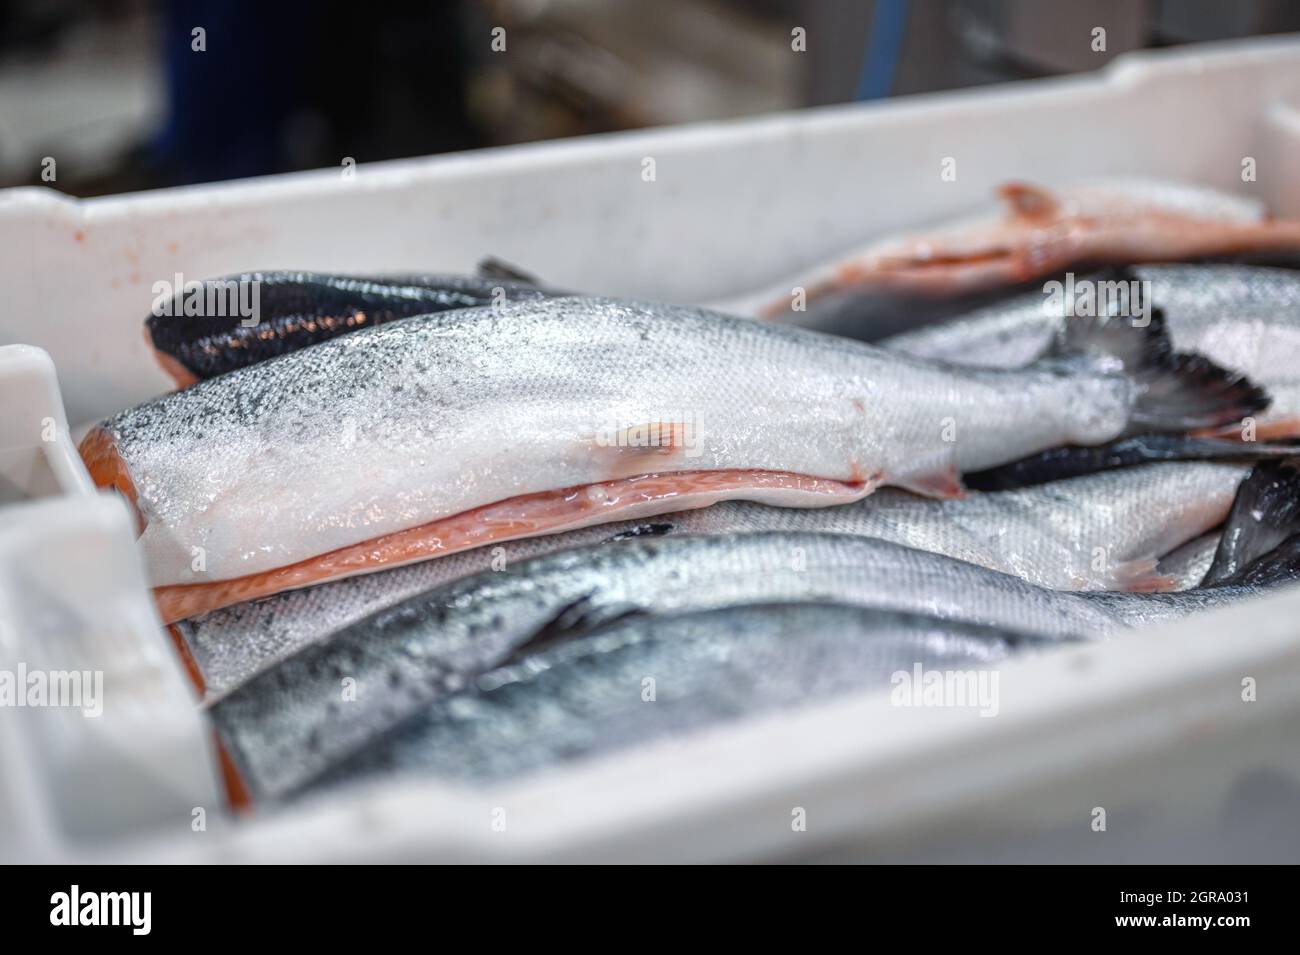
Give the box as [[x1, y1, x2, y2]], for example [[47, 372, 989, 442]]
[[3, 35, 1300, 863]]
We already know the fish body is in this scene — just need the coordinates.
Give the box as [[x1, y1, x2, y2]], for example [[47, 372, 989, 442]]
[[182, 462, 1246, 695], [211, 529, 1300, 800], [83, 297, 1262, 622], [144, 271, 558, 385], [737, 180, 1300, 321], [308, 602, 1046, 792]]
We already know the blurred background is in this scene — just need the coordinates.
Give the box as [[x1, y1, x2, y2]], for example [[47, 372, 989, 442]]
[[3, 0, 1300, 197]]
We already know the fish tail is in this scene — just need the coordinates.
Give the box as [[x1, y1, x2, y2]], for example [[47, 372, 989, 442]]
[[1051, 307, 1270, 433], [1214, 534, 1300, 589], [1204, 458, 1300, 586]]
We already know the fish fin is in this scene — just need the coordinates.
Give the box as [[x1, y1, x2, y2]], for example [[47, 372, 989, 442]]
[[476, 256, 541, 284], [1204, 458, 1300, 586], [892, 465, 966, 500], [1050, 307, 1270, 432], [997, 182, 1060, 221], [603, 522, 677, 542], [505, 595, 649, 665], [1108, 557, 1177, 593]]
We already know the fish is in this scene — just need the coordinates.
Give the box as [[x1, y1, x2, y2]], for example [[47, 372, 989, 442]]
[[304, 602, 1052, 793], [731, 180, 1300, 322], [210, 527, 1300, 801], [144, 267, 560, 386], [80, 296, 1266, 623], [886, 264, 1300, 437], [181, 461, 1248, 696]]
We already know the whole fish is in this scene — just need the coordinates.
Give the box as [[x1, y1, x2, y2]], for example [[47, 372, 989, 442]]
[[886, 264, 1300, 437], [144, 267, 558, 386], [181, 461, 1248, 696], [81, 297, 1265, 623], [725, 180, 1300, 321], [210, 528, 1300, 801], [306, 602, 1051, 792]]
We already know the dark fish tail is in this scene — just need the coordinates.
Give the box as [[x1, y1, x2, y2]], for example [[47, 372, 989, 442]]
[[1217, 535, 1300, 589], [1050, 307, 1270, 433], [1204, 458, 1300, 586]]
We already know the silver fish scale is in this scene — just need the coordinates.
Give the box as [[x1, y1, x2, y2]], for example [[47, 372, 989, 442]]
[[308, 602, 1041, 791], [184, 462, 1244, 696], [1156, 532, 1222, 591], [211, 529, 1282, 800], [885, 266, 1300, 403], [101, 297, 1133, 587]]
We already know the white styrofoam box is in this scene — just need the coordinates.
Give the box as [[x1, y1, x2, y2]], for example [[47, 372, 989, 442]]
[[0, 345, 93, 503], [3, 36, 1300, 862], [0, 344, 219, 862], [0, 494, 221, 861]]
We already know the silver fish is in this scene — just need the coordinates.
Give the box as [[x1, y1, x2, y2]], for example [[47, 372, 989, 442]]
[[82, 296, 1264, 623], [306, 602, 1049, 792], [210, 529, 1300, 801], [183, 462, 1247, 696], [886, 264, 1300, 435]]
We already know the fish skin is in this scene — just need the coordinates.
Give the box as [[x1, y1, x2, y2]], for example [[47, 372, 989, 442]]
[[305, 602, 1050, 792], [144, 271, 557, 384], [210, 529, 1300, 800], [963, 434, 1298, 490], [1156, 532, 1221, 591], [182, 462, 1245, 696], [885, 264, 1300, 431], [734, 180, 1300, 320], [89, 296, 1242, 619]]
